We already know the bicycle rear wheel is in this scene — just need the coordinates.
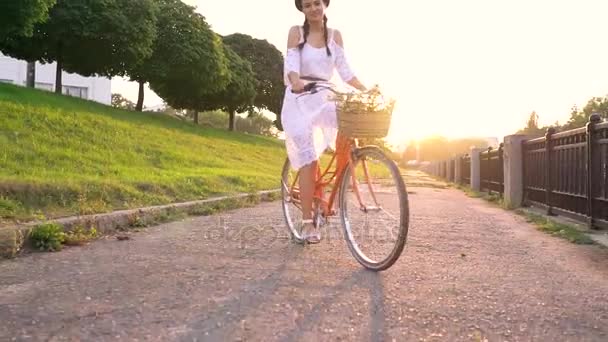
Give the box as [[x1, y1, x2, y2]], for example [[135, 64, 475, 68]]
[[280, 158, 305, 243], [339, 146, 409, 271]]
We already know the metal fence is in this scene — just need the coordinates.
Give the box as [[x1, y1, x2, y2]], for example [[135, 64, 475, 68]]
[[449, 158, 456, 182], [480, 144, 504, 195], [522, 115, 607, 229], [461, 154, 471, 185]]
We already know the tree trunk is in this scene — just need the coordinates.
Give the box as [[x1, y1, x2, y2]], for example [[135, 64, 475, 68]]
[[136, 80, 145, 112], [194, 111, 199, 125], [55, 58, 63, 94], [228, 109, 236, 131], [26, 62, 36, 88]]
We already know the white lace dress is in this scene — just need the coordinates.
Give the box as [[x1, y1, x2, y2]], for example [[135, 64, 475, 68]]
[[280, 27, 356, 170]]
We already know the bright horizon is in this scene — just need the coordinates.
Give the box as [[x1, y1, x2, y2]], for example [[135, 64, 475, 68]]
[[113, 0, 608, 149]]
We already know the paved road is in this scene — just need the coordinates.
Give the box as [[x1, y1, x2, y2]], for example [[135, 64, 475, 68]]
[[1, 187, 608, 341]]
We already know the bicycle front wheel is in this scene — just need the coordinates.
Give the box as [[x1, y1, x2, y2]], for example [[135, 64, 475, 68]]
[[280, 158, 305, 243], [339, 146, 409, 271]]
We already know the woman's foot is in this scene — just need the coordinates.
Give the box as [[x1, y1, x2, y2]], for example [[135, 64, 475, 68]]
[[301, 219, 321, 244]]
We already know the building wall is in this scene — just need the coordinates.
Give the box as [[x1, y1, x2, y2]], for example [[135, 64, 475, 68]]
[[0, 54, 111, 105]]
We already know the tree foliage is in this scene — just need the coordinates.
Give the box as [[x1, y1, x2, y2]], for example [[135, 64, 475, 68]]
[[0, 0, 56, 39], [1, 0, 157, 74], [515, 95, 608, 136], [195, 110, 278, 137], [197, 45, 257, 130], [0, 0, 157, 91], [409, 136, 491, 162], [222, 33, 284, 129], [147, 0, 229, 112], [401, 141, 418, 162], [516, 111, 547, 137], [128, 0, 198, 111], [111, 93, 136, 111], [562, 96, 608, 131]]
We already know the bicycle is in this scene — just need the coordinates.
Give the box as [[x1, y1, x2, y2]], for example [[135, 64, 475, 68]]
[[280, 82, 409, 271]]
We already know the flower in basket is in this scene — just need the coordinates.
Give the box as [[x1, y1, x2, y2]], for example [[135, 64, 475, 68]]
[[333, 85, 396, 138]]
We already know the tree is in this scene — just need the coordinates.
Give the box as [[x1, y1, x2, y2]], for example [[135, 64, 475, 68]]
[[563, 96, 608, 130], [415, 136, 490, 161], [402, 141, 418, 162], [128, 0, 186, 112], [234, 111, 278, 137], [198, 45, 257, 131], [0, 1, 57, 88], [0, 0, 157, 93], [0, 0, 56, 39], [222, 33, 285, 130], [147, 2, 229, 118], [516, 111, 546, 137], [111, 94, 136, 111], [129, 0, 230, 113], [194, 110, 278, 137]]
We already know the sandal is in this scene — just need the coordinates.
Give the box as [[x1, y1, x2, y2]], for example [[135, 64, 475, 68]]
[[301, 219, 321, 244]]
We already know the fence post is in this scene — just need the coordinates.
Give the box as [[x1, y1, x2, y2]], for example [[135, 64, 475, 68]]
[[448, 158, 453, 182], [485, 147, 493, 193], [503, 135, 530, 209], [587, 113, 601, 229], [545, 127, 556, 215], [449, 158, 455, 182], [455, 156, 463, 184], [470, 147, 485, 191], [466, 154, 470, 185], [498, 143, 504, 195]]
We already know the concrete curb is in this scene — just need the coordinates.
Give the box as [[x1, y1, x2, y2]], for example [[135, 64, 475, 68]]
[[0, 189, 281, 259]]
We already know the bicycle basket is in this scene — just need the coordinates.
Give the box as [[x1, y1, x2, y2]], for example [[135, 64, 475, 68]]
[[335, 89, 395, 139]]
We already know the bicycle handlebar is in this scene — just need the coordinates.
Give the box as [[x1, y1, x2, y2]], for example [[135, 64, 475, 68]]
[[293, 81, 379, 97], [290, 81, 329, 94]]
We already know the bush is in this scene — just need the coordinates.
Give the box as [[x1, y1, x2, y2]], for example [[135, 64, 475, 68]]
[[111, 93, 136, 111], [64, 225, 98, 246], [236, 112, 278, 137], [0, 197, 21, 218], [30, 223, 65, 252], [196, 110, 278, 137]]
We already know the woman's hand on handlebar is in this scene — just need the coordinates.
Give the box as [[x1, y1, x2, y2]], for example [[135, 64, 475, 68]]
[[290, 79, 306, 93]]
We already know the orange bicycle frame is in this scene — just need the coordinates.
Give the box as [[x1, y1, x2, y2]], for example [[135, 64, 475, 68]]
[[287, 132, 375, 218]]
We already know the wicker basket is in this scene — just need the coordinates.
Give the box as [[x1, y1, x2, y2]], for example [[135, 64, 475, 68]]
[[336, 100, 394, 139]]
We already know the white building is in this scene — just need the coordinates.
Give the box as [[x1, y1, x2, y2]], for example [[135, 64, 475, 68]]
[[0, 53, 111, 105]]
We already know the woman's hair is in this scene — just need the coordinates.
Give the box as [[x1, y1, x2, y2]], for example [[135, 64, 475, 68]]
[[298, 15, 332, 57]]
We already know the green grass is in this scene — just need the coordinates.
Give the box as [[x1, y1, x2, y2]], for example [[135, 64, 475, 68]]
[[516, 210, 594, 245], [0, 83, 287, 223], [451, 183, 594, 245], [453, 183, 504, 205]]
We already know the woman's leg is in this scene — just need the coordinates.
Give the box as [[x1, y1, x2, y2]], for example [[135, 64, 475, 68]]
[[298, 160, 321, 243], [298, 160, 317, 221]]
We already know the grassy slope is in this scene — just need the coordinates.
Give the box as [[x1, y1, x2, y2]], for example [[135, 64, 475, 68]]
[[0, 84, 286, 222]]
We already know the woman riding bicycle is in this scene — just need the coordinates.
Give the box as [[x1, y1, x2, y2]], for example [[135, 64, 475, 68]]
[[281, 0, 368, 244]]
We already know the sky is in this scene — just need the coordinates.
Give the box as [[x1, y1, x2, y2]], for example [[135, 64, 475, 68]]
[[112, 0, 608, 149]]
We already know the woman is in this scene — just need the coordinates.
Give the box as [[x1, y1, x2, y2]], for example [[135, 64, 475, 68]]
[[281, 0, 367, 244]]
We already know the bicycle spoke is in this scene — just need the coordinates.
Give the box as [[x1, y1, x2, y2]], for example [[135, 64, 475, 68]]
[[339, 147, 409, 271]]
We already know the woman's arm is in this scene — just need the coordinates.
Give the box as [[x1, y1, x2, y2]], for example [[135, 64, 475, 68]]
[[347, 77, 367, 91], [333, 29, 366, 91], [286, 26, 305, 92]]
